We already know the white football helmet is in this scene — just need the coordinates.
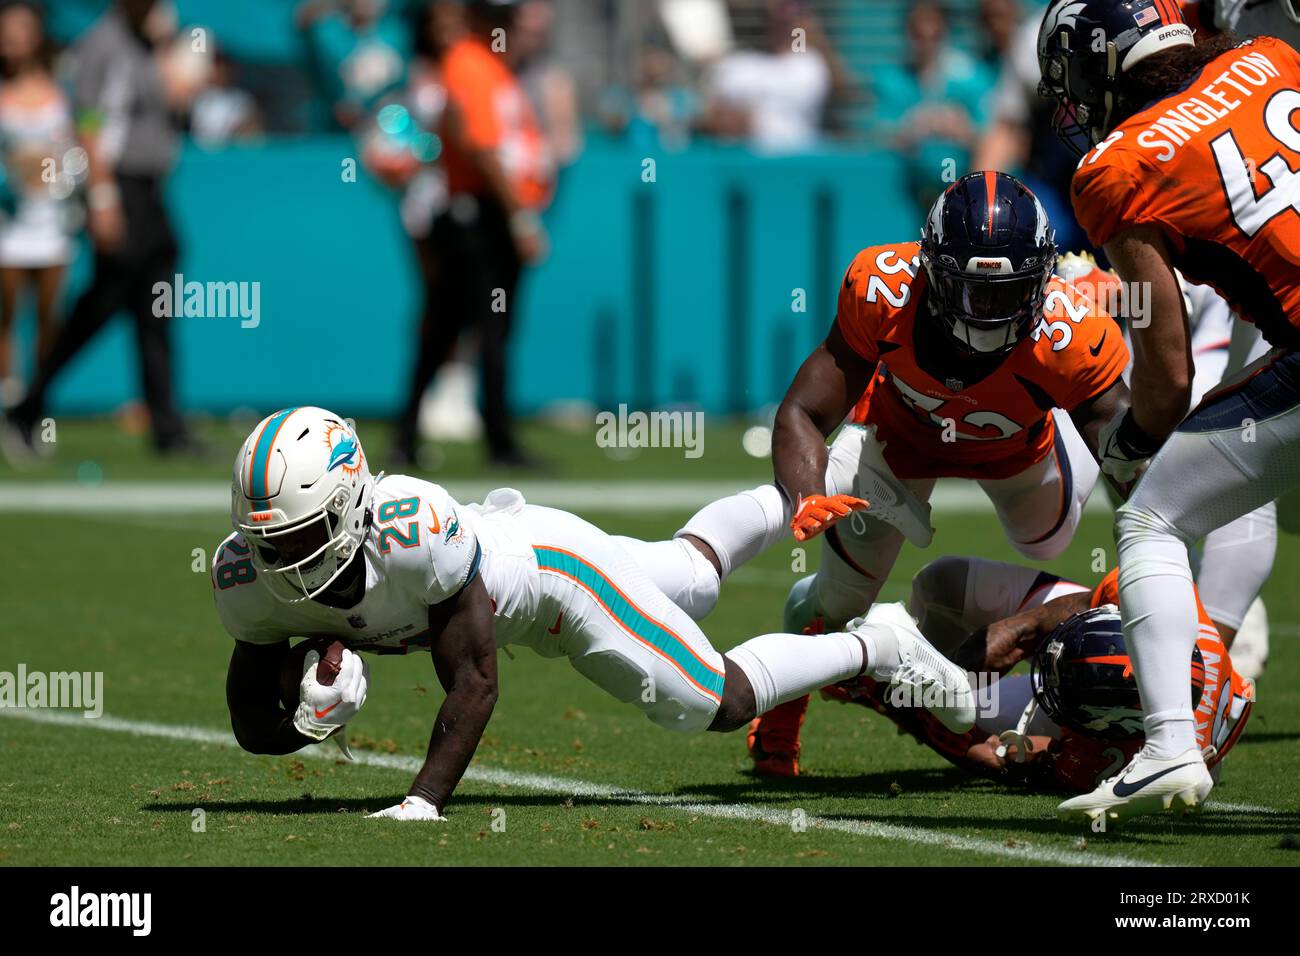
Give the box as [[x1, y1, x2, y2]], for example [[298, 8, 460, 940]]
[[231, 407, 375, 603]]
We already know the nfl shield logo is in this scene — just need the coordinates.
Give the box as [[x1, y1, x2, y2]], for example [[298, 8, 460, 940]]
[[945, 377, 964, 392], [347, 614, 366, 629]]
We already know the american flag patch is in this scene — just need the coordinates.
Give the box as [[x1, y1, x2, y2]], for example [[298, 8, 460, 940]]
[[1134, 6, 1159, 27]]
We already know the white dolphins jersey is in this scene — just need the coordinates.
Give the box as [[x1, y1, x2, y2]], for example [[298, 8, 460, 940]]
[[212, 475, 541, 653]]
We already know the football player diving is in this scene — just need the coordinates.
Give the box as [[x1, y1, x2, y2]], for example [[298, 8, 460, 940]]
[[1037, 0, 1300, 822], [678, 170, 1136, 777], [821, 555, 1255, 795], [214, 408, 975, 821]]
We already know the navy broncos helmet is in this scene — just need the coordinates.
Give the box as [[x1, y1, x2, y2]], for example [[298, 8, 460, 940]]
[[1037, 0, 1195, 155], [1031, 604, 1207, 740], [919, 171, 1057, 355]]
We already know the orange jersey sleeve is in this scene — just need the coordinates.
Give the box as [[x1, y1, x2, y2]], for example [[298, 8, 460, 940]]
[[443, 41, 504, 151], [1032, 278, 1129, 410], [1070, 37, 1300, 345], [1070, 145, 1165, 250], [834, 242, 922, 364]]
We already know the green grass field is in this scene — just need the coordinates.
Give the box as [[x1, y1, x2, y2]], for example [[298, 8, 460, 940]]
[[3, 418, 1298, 867]]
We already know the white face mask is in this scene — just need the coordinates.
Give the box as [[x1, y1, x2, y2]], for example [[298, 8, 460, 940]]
[[951, 318, 1017, 353]]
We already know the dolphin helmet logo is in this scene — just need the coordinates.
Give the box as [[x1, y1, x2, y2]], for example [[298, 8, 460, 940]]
[[328, 435, 359, 472], [322, 423, 364, 478]]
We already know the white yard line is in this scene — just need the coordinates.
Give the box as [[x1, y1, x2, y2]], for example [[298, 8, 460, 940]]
[[1200, 800, 1280, 814], [3, 708, 1167, 867], [0, 479, 1114, 516]]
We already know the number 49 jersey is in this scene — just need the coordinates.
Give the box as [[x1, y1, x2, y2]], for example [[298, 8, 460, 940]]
[[1071, 35, 1300, 348], [837, 241, 1127, 480]]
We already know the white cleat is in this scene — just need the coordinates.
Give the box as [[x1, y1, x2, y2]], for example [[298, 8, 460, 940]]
[[1057, 746, 1213, 825], [853, 601, 975, 733], [850, 425, 935, 548]]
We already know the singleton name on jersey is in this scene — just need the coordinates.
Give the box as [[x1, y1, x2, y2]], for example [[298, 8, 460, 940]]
[[1133, 47, 1282, 161]]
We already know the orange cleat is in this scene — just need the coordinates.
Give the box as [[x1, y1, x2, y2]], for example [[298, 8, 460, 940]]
[[747, 694, 810, 777]]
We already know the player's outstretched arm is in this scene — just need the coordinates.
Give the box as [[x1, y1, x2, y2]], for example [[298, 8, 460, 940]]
[[403, 576, 499, 815], [1069, 377, 1135, 499], [1105, 226, 1193, 442], [773, 321, 876, 536], [225, 641, 317, 756], [1070, 378, 1130, 460], [952, 591, 1093, 673]]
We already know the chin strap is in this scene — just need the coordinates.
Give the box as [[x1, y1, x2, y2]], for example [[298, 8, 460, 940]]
[[996, 697, 1041, 764]]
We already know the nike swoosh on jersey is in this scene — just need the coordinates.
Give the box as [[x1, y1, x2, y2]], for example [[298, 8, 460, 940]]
[[1111, 761, 1198, 797], [1089, 330, 1107, 357], [547, 612, 564, 635]]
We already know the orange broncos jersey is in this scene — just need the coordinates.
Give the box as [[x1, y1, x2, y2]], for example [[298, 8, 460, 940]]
[[1089, 568, 1255, 767], [1072, 35, 1300, 348], [837, 241, 1128, 480]]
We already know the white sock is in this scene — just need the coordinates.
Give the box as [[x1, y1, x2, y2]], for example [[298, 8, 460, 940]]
[[613, 536, 721, 621], [1116, 504, 1200, 758], [1143, 710, 1197, 759], [861, 623, 893, 677], [676, 484, 790, 579], [726, 631, 867, 715]]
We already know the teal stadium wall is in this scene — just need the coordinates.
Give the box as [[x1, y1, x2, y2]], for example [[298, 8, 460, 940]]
[[32, 0, 931, 417], [21, 137, 920, 417]]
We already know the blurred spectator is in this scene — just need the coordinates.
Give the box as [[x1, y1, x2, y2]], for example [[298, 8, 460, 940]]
[[393, 0, 554, 469], [977, 0, 1021, 68], [296, 0, 408, 131], [597, 45, 698, 151], [871, 1, 995, 212], [973, 7, 1088, 253], [697, 0, 831, 154], [366, 0, 480, 445], [5, 0, 192, 456], [190, 47, 263, 146], [515, 0, 581, 171], [0, 0, 75, 406], [378, 0, 461, 236]]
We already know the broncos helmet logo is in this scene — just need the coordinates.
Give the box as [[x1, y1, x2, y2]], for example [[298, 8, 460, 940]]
[[1041, 0, 1087, 37]]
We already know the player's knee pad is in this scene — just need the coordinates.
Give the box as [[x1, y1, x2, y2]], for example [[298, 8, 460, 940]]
[[909, 556, 968, 614], [674, 538, 722, 621], [813, 573, 875, 631], [783, 574, 826, 634], [909, 556, 974, 652], [1115, 500, 1190, 551], [1009, 524, 1073, 562], [1115, 501, 1196, 592]]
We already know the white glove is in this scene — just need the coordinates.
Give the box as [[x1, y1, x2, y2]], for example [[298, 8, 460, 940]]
[[1097, 409, 1161, 484], [292, 647, 369, 742], [367, 794, 445, 821]]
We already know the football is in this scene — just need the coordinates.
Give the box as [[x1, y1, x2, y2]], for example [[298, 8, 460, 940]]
[[277, 639, 347, 712]]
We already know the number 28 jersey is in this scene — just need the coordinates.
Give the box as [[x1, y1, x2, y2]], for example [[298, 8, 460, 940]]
[[211, 476, 541, 653], [836, 241, 1127, 480], [1072, 36, 1300, 348]]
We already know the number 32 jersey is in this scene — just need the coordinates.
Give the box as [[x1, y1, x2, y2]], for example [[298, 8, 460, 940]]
[[837, 241, 1128, 480], [1072, 35, 1300, 348]]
